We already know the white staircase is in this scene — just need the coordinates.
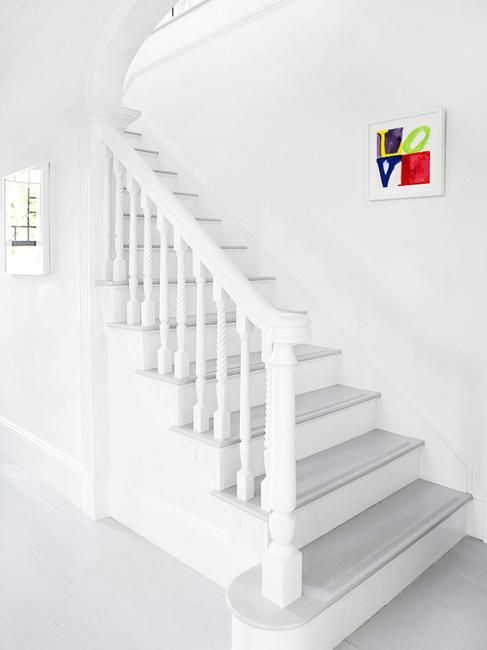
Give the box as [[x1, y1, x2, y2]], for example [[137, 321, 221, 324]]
[[96, 120, 472, 650]]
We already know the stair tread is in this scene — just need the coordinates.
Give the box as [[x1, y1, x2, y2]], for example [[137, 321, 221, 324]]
[[173, 383, 377, 446], [96, 275, 275, 287], [216, 429, 423, 517], [123, 213, 222, 223], [123, 244, 247, 251], [140, 345, 338, 386], [108, 312, 238, 332], [227, 479, 471, 631]]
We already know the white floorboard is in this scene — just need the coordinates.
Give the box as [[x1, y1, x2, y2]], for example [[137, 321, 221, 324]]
[[1, 448, 485, 649], [0, 449, 229, 650]]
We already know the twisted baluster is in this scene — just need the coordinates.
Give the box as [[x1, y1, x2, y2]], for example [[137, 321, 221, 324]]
[[141, 192, 155, 326], [236, 312, 254, 500], [112, 158, 127, 282], [157, 208, 172, 374], [260, 332, 273, 512], [193, 257, 209, 431], [174, 231, 190, 379], [126, 174, 141, 324], [213, 282, 230, 440], [102, 147, 113, 281]]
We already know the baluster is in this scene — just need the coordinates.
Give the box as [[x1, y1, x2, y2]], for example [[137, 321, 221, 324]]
[[260, 333, 273, 512], [192, 256, 209, 431], [236, 312, 254, 500], [157, 208, 173, 374], [126, 175, 140, 324], [141, 192, 156, 326], [112, 158, 127, 282], [103, 147, 113, 281], [262, 341, 301, 608], [213, 282, 230, 440], [174, 231, 190, 379]]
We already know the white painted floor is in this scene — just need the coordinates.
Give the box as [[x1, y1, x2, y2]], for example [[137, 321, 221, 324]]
[[337, 537, 487, 650], [0, 449, 229, 650], [1, 447, 486, 650]]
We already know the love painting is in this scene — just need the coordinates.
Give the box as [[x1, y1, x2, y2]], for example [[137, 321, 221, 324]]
[[368, 109, 445, 200]]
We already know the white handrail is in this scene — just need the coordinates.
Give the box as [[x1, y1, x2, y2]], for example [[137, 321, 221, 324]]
[[102, 124, 303, 334]]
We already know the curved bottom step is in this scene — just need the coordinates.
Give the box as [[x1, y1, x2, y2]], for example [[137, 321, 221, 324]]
[[227, 480, 471, 650]]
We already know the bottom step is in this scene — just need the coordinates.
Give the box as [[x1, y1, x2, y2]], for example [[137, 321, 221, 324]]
[[227, 480, 471, 650]]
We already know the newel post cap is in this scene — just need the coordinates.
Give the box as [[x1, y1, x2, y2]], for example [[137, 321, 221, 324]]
[[267, 313, 311, 345], [64, 100, 141, 130]]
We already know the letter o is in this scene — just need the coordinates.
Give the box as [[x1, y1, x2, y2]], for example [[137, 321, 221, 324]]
[[402, 125, 431, 154]]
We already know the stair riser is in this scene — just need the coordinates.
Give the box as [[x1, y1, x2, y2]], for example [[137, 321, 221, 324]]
[[175, 355, 341, 426], [217, 397, 378, 490], [130, 325, 264, 370], [124, 248, 247, 279], [217, 448, 421, 552], [123, 220, 222, 246], [98, 283, 275, 324], [230, 507, 468, 650], [294, 448, 421, 548]]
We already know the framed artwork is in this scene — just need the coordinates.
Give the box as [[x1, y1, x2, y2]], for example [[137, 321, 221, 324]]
[[2, 163, 50, 275], [368, 109, 445, 200]]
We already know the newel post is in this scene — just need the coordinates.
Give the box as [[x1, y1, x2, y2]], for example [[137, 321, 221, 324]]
[[63, 101, 140, 518], [262, 313, 311, 608]]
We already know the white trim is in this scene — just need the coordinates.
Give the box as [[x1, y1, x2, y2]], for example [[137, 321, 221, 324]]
[[0, 414, 87, 509], [124, 0, 293, 94], [139, 116, 470, 479]]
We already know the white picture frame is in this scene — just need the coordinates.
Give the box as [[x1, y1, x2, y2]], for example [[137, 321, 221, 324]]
[[2, 163, 50, 275], [368, 108, 446, 201]]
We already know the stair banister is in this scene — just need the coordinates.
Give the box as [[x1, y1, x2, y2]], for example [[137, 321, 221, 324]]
[[102, 124, 284, 330], [102, 124, 311, 608]]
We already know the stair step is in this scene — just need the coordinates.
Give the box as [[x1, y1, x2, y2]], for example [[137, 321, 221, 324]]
[[227, 479, 472, 630], [215, 429, 423, 517], [96, 275, 275, 288], [108, 312, 237, 332], [123, 213, 222, 223], [173, 382, 381, 447], [140, 344, 336, 386], [123, 188, 198, 198], [134, 147, 159, 155], [153, 168, 178, 176], [123, 244, 247, 251]]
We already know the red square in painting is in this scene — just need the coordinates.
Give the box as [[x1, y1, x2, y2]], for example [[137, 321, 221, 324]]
[[400, 152, 430, 186]]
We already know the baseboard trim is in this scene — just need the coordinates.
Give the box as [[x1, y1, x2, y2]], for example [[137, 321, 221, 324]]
[[468, 494, 487, 542], [0, 414, 87, 510]]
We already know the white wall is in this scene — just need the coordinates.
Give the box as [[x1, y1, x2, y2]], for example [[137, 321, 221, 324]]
[[126, 0, 487, 490], [0, 0, 141, 489]]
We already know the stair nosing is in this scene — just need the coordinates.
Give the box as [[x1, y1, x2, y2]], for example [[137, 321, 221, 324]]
[[96, 276, 275, 288], [122, 244, 247, 251], [107, 313, 238, 332], [133, 147, 159, 155], [142, 348, 341, 387], [123, 213, 222, 223], [172, 382, 375, 446]]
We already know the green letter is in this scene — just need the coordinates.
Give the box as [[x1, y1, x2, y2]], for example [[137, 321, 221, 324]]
[[402, 125, 431, 154]]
